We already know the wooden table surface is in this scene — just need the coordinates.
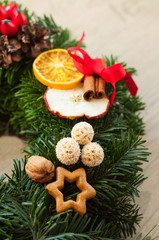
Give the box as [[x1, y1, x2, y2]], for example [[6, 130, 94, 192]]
[[0, 0, 159, 238]]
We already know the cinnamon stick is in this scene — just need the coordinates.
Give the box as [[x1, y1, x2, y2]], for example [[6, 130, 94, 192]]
[[83, 75, 95, 101], [95, 59, 107, 99]]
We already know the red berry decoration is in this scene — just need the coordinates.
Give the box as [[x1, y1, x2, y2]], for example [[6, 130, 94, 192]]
[[1, 19, 18, 38], [12, 10, 28, 29], [4, 2, 18, 19], [0, 5, 7, 22]]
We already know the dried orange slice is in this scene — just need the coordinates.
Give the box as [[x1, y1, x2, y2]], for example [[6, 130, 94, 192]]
[[33, 49, 84, 89]]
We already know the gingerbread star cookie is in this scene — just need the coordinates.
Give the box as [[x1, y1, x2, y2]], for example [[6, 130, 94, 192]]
[[45, 167, 96, 216]]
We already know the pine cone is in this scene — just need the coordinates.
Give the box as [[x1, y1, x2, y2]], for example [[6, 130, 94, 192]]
[[0, 35, 21, 69], [17, 24, 50, 58]]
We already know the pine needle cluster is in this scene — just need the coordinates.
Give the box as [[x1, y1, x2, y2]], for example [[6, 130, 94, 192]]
[[0, 2, 150, 240], [0, 0, 83, 133]]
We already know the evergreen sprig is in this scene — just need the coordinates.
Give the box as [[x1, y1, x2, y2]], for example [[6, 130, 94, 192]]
[[0, 56, 150, 239], [0, 2, 150, 240], [0, 2, 84, 133]]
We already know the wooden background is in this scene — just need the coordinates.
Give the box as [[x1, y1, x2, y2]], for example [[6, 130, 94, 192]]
[[0, 0, 159, 238]]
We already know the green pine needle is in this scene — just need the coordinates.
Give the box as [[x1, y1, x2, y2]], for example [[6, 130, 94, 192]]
[[0, 2, 151, 240]]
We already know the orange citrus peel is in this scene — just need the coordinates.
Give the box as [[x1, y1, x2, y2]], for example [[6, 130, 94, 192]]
[[33, 49, 84, 90]]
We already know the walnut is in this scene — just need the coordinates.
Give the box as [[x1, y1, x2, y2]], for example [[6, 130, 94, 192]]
[[25, 156, 55, 183]]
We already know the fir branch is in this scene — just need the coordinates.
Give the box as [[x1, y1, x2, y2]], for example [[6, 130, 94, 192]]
[[52, 28, 85, 49], [36, 15, 61, 34], [0, 6, 150, 238], [0, 54, 148, 239], [0, 6, 82, 133]]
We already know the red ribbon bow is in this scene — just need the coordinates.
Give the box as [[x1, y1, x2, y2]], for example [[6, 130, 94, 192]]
[[67, 45, 138, 105]]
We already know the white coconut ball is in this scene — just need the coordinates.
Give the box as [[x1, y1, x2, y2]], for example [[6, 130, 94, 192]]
[[81, 142, 104, 167], [56, 137, 80, 165], [71, 122, 94, 145]]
